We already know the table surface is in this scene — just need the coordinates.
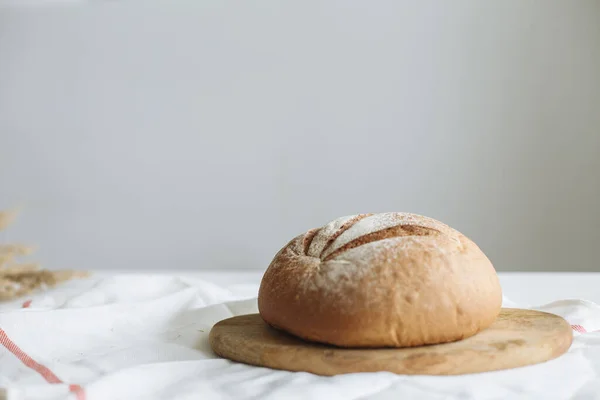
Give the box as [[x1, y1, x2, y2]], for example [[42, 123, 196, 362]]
[[2, 270, 598, 399], [107, 270, 600, 306]]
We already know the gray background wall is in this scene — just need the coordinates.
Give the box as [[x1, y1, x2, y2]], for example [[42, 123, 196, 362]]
[[1, 1, 599, 272]]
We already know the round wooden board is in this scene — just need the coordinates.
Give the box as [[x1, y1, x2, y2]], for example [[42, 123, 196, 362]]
[[209, 309, 573, 376]]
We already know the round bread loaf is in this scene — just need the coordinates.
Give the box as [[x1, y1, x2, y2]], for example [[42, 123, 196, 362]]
[[258, 212, 502, 348]]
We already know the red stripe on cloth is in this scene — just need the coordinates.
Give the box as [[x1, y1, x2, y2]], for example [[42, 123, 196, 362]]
[[571, 324, 587, 333], [0, 328, 86, 399], [69, 384, 86, 400], [22, 300, 32, 308], [0, 328, 62, 383]]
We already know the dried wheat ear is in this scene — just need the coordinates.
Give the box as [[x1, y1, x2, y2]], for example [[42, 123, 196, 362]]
[[0, 209, 89, 301]]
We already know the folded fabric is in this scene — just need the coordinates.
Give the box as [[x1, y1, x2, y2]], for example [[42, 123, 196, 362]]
[[1, 274, 599, 400]]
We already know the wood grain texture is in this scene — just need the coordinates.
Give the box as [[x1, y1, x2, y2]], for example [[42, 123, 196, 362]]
[[209, 309, 572, 376]]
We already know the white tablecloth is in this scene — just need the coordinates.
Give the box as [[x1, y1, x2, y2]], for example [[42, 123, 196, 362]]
[[1, 273, 600, 400]]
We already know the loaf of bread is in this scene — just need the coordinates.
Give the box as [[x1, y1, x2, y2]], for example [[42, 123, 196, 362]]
[[258, 212, 502, 348]]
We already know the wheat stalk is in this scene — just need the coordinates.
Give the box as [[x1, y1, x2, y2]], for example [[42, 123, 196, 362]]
[[0, 209, 88, 301]]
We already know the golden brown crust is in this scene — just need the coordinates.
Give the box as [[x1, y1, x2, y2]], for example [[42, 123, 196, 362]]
[[258, 212, 502, 348]]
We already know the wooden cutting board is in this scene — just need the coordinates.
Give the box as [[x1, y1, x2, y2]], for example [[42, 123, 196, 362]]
[[209, 309, 572, 376]]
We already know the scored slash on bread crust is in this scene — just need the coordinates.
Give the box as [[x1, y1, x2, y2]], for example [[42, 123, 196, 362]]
[[258, 212, 503, 348], [302, 228, 321, 255], [304, 214, 373, 259], [317, 214, 373, 258], [322, 224, 440, 262]]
